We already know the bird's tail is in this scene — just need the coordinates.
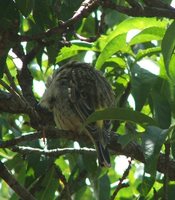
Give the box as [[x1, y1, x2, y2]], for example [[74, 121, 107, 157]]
[[96, 141, 111, 168]]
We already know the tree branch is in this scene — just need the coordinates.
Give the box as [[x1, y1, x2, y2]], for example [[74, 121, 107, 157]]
[[18, 0, 100, 42], [0, 90, 27, 114], [1, 90, 175, 180], [0, 79, 24, 102], [13, 0, 175, 49], [102, 1, 175, 19], [143, 0, 174, 10], [0, 161, 36, 200], [0, 127, 175, 180], [17, 63, 37, 107]]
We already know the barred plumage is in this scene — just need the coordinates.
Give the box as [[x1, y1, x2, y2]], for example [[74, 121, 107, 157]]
[[39, 61, 115, 167]]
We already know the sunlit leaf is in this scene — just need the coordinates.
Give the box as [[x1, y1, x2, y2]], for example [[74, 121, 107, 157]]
[[136, 47, 161, 61], [162, 20, 175, 76], [96, 33, 130, 69], [106, 17, 168, 44], [56, 41, 96, 63], [130, 27, 165, 45]]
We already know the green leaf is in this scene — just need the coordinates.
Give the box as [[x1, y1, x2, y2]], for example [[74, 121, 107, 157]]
[[56, 41, 95, 63], [0, 0, 19, 30], [47, 42, 60, 65], [36, 166, 58, 200], [140, 126, 169, 196], [138, 176, 156, 199], [95, 17, 167, 69], [78, 15, 96, 36], [142, 127, 168, 171], [157, 184, 175, 199], [82, 153, 98, 174], [118, 133, 140, 147], [162, 20, 175, 76], [136, 47, 161, 61], [98, 174, 110, 200], [74, 186, 94, 200], [168, 54, 175, 82], [33, 0, 56, 29], [15, 0, 34, 17], [104, 57, 126, 69], [68, 166, 88, 195], [26, 153, 54, 178], [151, 79, 171, 129], [129, 27, 165, 45], [104, 9, 127, 28], [84, 108, 156, 128], [96, 33, 130, 69], [131, 64, 157, 111], [60, 0, 82, 21], [107, 17, 168, 42], [55, 157, 70, 180]]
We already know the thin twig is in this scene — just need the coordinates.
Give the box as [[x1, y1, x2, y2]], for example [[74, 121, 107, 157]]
[[0, 128, 81, 149], [4, 66, 21, 95], [110, 159, 132, 200], [1, 128, 175, 181], [12, 146, 96, 156], [0, 79, 26, 106], [12, 0, 175, 45], [74, 32, 98, 42], [0, 79, 20, 97], [17, 0, 100, 42]]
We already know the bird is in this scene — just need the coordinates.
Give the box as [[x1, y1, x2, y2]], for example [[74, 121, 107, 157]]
[[39, 61, 115, 167]]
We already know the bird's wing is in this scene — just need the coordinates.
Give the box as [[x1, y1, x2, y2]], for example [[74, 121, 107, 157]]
[[68, 66, 113, 134]]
